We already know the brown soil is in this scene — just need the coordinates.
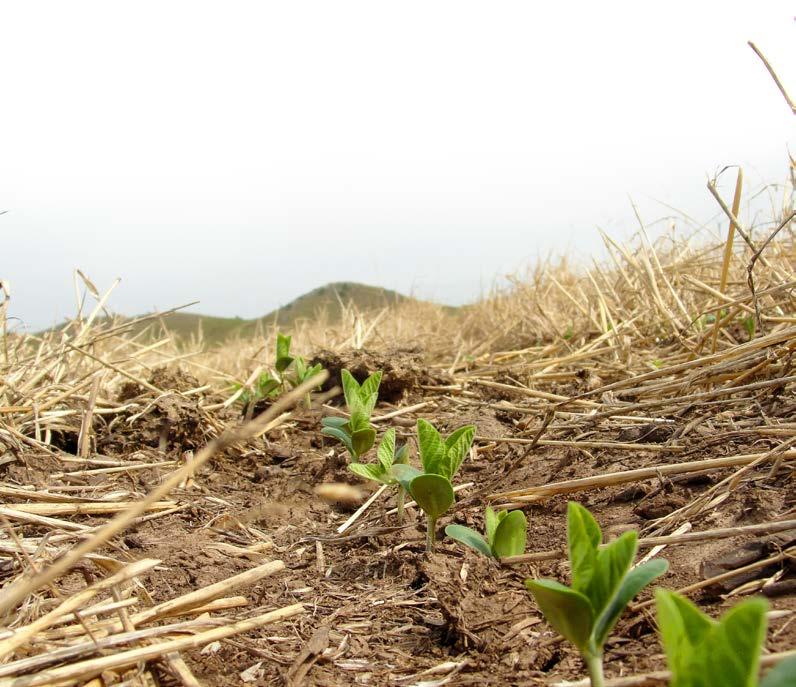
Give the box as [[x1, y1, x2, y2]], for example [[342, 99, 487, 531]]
[[3, 348, 793, 686]]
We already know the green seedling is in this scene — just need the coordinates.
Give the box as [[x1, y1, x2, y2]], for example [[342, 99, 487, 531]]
[[393, 419, 475, 552], [286, 355, 324, 408], [445, 506, 527, 559], [321, 369, 382, 460], [231, 333, 325, 413], [275, 332, 294, 373], [656, 590, 796, 687], [525, 502, 668, 687], [232, 371, 280, 409], [348, 427, 410, 523], [742, 314, 756, 339]]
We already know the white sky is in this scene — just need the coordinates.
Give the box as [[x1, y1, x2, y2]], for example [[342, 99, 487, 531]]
[[2, 1, 794, 331]]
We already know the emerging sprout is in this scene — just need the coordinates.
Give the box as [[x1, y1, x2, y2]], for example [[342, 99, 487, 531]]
[[230, 332, 324, 413], [445, 506, 527, 559], [321, 369, 382, 460], [348, 428, 410, 523], [655, 590, 794, 687], [393, 419, 475, 552], [525, 502, 668, 687]]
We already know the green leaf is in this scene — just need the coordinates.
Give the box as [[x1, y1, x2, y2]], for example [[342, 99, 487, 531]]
[[306, 363, 323, 382], [592, 558, 667, 649], [360, 391, 379, 418], [655, 589, 713, 682], [567, 501, 601, 596], [703, 597, 768, 687], [275, 333, 293, 372], [359, 371, 382, 404], [485, 507, 499, 545], [341, 369, 361, 410], [294, 356, 307, 380], [321, 416, 348, 429], [347, 406, 369, 433], [410, 474, 454, 519], [391, 464, 422, 493], [525, 579, 594, 652], [348, 462, 388, 484], [321, 426, 354, 455], [377, 428, 396, 472], [443, 424, 475, 479], [417, 419, 445, 475], [760, 656, 796, 687], [394, 443, 409, 465], [257, 378, 280, 398], [351, 427, 376, 458], [587, 530, 638, 617], [445, 524, 494, 558], [492, 510, 527, 558]]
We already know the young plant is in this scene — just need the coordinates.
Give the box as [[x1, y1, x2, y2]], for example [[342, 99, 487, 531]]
[[525, 502, 668, 687], [655, 590, 795, 687], [321, 369, 382, 460], [393, 419, 475, 552], [348, 427, 410, 523], [274, 332, 294, 374], [231, 371, 280, 412], [286, 355, 324, 408], [445, 506, 527, 559]]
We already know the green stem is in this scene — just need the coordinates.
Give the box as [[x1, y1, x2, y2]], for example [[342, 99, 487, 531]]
[[396, 487, 405, 526], [426, 517, 436, 552], [585, 653, 605, 687]]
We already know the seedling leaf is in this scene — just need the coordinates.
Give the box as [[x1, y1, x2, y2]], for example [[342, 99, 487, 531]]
[[391, 463, 423, 493], [377, 428, 396, 471], [703, 597, 767, 687], [485, 507, 499, 544], [321, 426, 354, 453], [492, 509, 527, 559], [592, 558, 668, 648], [760, 656, 796, 687], [351, 428, 376, 457], [275, 333, 294, 372], [348, 462, 387, 483], [360, 371, 382, 406], [525, 579, 593, 652], [587, 530, 638, 619], [341, 369, 361, 410], [321, 416, 348, 430], [410, 474, 454, 520], [445, 524, 494, 558], [567, 501, 601, 595], [417, 419, 445, 475], [655, 590, 769, 687], [443, 424, 475, 478]]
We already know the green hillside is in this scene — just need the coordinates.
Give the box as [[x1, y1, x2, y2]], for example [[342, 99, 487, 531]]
[[118, 282, 416, 346]]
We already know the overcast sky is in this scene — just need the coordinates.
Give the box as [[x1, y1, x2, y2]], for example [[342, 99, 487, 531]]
[[2, 1, 794, 331]]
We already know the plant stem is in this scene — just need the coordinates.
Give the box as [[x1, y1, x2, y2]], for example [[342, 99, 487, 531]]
[[396, 487, 405, 526], [585, 654, 605, 687], [426, 517, 436, 552]]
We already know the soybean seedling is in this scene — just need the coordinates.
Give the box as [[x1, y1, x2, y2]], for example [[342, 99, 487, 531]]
[[393, 419, 475, 552], [321, 369, 382, 460], [525, 502, 668, 687], [655, 590, 796, 687], [445, 506, 527, 559], [348, 427, 410, 524], [286, 355, 324, 408]]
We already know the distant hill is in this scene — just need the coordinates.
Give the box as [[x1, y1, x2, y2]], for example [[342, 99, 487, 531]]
[[111, 282, 417, 346]]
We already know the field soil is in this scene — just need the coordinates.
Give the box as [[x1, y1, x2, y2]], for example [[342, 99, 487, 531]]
[[2, 340, 794, 686]]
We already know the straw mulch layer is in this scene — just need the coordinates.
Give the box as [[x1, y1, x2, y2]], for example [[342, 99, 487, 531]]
[[1, 204, 795, 685]]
